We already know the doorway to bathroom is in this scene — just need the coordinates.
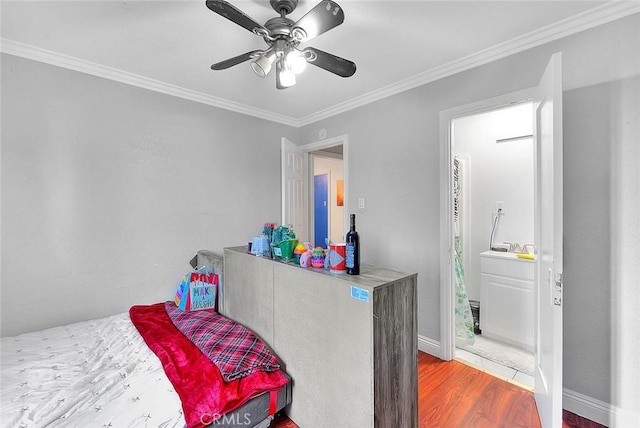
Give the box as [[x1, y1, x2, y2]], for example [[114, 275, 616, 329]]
[[449, 101, 536, 389], [440, 54, 563, 426]]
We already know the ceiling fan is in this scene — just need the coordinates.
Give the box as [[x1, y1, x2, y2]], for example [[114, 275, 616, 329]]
[[206, 0, 356, 89]]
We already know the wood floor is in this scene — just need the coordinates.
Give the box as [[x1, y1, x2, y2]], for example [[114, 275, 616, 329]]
[[418, 351, 540, 427], [271, 351, 605, 427]]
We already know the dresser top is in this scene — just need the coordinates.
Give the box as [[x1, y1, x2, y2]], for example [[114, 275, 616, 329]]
[[224, 246, 417, 290]]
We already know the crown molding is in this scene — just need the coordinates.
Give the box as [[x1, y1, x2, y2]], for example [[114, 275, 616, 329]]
[[2, 2, 638, 129], [296, 1, 640, 126], [0, 38, 300, 127]]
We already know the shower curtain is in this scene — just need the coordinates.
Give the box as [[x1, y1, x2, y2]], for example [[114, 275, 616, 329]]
[[453, 157, 475, 344]]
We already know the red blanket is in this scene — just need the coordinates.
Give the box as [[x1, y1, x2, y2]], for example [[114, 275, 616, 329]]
[[129, 303, 288, 428]]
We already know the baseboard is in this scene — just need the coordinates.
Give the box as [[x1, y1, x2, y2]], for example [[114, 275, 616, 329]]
[[418, 334, 443, 359], [563, 388, 613, 427]]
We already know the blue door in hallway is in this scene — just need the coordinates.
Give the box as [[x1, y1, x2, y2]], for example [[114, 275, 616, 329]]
[[314, 174, 328, 247]]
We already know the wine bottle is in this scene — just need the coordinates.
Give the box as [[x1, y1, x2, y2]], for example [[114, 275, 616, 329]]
[[345, 213, 360, 275]]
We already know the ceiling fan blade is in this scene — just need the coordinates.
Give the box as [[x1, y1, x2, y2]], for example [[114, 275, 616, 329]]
[[211, 50, 261, 70], [292, 0, 344, 42], [303, 47, 356, 77], [206, 0, 268, 36]]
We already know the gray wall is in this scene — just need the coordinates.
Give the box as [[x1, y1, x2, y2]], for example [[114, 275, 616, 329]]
[[563, 80, 612, 407], [299, 13, 639, 411], [563, 75, 639, 418], [1, 54, 297, 335], [609, 75, 640, 426]]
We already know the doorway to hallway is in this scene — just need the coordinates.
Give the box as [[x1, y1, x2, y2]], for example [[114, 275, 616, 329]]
[[281, 135, 349, 246], [310, 149, 344, 246]]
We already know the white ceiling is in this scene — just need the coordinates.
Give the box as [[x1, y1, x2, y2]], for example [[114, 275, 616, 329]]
[[2, 1, 637, 126]]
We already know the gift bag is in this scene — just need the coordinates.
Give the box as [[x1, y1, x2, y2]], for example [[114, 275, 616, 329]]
[[174, 266, 218, 311]]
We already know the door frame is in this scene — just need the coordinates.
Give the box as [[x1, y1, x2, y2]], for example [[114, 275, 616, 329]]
[[300, 134, 349, 243], [439, 88, 535, 361]]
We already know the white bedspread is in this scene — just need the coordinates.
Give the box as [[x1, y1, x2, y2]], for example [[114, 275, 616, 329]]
[[1, 313, 186, 427]]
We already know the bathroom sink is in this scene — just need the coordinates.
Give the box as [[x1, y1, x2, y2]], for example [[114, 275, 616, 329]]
[[481, 250, 535, 261]]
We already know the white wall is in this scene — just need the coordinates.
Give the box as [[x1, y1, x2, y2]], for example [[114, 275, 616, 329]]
[[1, 54, 297, 336], [452, 103, 534, 300], [313, 155, 344, 244]]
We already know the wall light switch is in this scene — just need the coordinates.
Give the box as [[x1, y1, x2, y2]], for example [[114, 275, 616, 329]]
[[358, 197, 365, 210]]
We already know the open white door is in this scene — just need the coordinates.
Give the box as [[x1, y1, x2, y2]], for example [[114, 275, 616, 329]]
[[533, 52, 563, 428], [281, 137, 307, 241]]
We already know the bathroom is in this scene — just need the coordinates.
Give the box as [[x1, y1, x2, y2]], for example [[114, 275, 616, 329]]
[[452, 101, 536, 388]]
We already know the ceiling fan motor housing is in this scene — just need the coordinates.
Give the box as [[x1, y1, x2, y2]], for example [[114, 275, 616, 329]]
[[264, 16, 296, 39], [270, 0, 298, 15]]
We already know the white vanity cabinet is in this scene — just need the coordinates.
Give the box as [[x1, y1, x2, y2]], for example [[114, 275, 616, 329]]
[[479, 250, 534, 351]]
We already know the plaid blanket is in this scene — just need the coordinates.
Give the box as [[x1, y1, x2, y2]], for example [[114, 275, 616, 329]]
[[164, 301, 280, 382]]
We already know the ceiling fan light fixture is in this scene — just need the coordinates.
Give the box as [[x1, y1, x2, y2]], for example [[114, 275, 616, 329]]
[[277, 59, 296, 88], [251, 50, 277, 77], [286, 49, 307, 74], [207, 0, 356, 87]]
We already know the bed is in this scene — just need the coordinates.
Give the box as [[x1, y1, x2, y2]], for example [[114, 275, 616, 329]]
[[1, 252, 292, 428]]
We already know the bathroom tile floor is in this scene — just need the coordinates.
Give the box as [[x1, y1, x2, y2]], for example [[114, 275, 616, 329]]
[[455, 336, 534, 390]]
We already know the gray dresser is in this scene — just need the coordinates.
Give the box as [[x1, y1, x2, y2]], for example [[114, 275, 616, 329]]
[[222, 246, 417, 428]]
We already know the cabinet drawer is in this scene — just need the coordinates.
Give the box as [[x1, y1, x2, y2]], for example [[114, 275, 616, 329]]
[[480, 256, 534, 280]]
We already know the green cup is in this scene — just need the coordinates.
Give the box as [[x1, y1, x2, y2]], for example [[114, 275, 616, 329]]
[[277, 239, 298, 263]]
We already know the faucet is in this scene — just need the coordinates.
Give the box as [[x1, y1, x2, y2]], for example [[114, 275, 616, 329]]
[[503, 242, 521, 252], [502, 242, 534, 253]]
